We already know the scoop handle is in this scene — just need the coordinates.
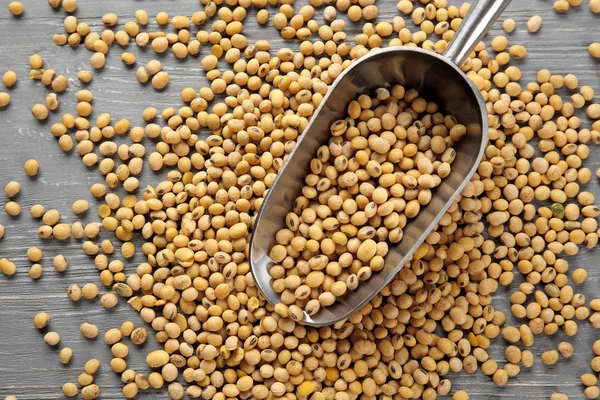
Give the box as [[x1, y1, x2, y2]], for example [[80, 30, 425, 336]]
[[444, 0, 512, 67]]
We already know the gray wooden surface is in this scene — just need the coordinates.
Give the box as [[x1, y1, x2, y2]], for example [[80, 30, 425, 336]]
[[0, 0, 599, 399]]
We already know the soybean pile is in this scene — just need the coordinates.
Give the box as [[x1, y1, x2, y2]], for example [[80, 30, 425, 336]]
[[268, 86, 467, 316], [1, 1, 600, 400]]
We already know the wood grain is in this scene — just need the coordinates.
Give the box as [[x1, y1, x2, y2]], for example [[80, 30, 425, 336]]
[[0, 0, 599, 398]]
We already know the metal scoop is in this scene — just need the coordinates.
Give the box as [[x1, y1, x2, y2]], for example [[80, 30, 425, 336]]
[[250, 0, 512, 326]]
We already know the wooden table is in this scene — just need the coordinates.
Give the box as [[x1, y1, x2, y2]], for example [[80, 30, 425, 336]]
[[0, 0, 599, 398]]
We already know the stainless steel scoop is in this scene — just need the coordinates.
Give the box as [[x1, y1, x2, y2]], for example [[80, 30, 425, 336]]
[[250, 0, 512, 326]]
